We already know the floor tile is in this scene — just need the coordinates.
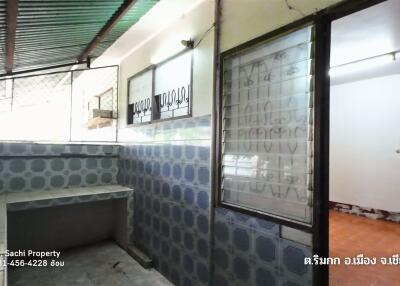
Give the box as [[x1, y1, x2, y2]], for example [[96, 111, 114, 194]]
[[329, 210, 400, 286]]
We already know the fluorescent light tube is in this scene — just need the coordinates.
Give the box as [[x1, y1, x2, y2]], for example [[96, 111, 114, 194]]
[[329, 54, 394, 77]]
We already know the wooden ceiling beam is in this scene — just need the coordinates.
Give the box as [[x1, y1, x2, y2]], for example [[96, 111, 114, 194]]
[[77, 0, 138, 62]]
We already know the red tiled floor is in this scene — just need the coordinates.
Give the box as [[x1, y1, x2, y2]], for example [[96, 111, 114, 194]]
[[329, 210, 400, 286]]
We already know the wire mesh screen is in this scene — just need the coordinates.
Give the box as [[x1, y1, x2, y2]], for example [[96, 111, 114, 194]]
[[221, 26, 314, 224], [98, 88, 114, 111], [0, 66, 118, 142], [13, 73, 71, 109], [0, 80, 10, 113], [73, 67, 118, 118], [71, 66, 118, 142], [0, 80, 7, 99]]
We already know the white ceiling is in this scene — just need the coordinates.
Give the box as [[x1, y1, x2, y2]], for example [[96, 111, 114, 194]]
[[93, 0, 205, 67], [330, 0, 400, 85]]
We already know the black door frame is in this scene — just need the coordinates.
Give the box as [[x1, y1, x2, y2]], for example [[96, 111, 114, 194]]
[[312, 0, 387, 285], [212, 0, 388, 285]]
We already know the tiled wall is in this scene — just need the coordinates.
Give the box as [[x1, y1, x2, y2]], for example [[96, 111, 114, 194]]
[[0, 143, 119, 193], [118, 115, 313, 286], [0, 136, 312, 285], [213, 209, 312, 286], [118, 115, 212, 286]]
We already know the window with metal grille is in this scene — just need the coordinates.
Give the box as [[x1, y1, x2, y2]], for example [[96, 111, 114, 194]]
[[127, 51, 192, 125], [127, 69, 153, 125], [154, 52, 192, 120], [220, 26, 314, 224]]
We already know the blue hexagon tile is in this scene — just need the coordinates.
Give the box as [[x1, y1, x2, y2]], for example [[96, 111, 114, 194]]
[[118, 114, 312, 286], [118, 115, 212, 286], [213, 208, 312, 286], [0, 143, 119, 194], [0, 143, 119, 157]]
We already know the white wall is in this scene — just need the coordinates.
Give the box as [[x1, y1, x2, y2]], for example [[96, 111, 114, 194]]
[[91, 0, 347, 142], [330, 74, 400, 212], [220, 0, 342, 52], [109, 0, 346, 142], [116, 0, 215, 141]]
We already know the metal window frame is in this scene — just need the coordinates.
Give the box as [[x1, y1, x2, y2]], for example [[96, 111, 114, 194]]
[[126, 49, 194, 127], [215, 20, 316, 232], [126, 65, 155, 126]]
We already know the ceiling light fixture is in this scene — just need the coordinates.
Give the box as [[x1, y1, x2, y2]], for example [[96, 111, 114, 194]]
[[329, 52, 396, 77]]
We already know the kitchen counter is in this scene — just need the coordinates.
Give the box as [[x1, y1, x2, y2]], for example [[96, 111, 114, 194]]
[[0, 184, 133, 286]]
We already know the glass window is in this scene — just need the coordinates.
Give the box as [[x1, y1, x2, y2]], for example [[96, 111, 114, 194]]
[[154, 52, 192, 120], [126, 51, 192, 125], [220, 26, 314, 224], [127, 69, 153, 125]]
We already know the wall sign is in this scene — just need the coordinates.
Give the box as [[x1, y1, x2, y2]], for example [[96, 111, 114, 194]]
[[127, 51, 192, 125]]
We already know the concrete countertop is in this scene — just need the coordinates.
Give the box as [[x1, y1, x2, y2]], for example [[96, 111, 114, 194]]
[[0, 184, 133, 286]]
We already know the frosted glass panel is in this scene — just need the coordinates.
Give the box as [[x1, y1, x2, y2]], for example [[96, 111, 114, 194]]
[[154, 52, 192, 120], [127, 70, 153, 124], [221, 26, 314, 223]]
